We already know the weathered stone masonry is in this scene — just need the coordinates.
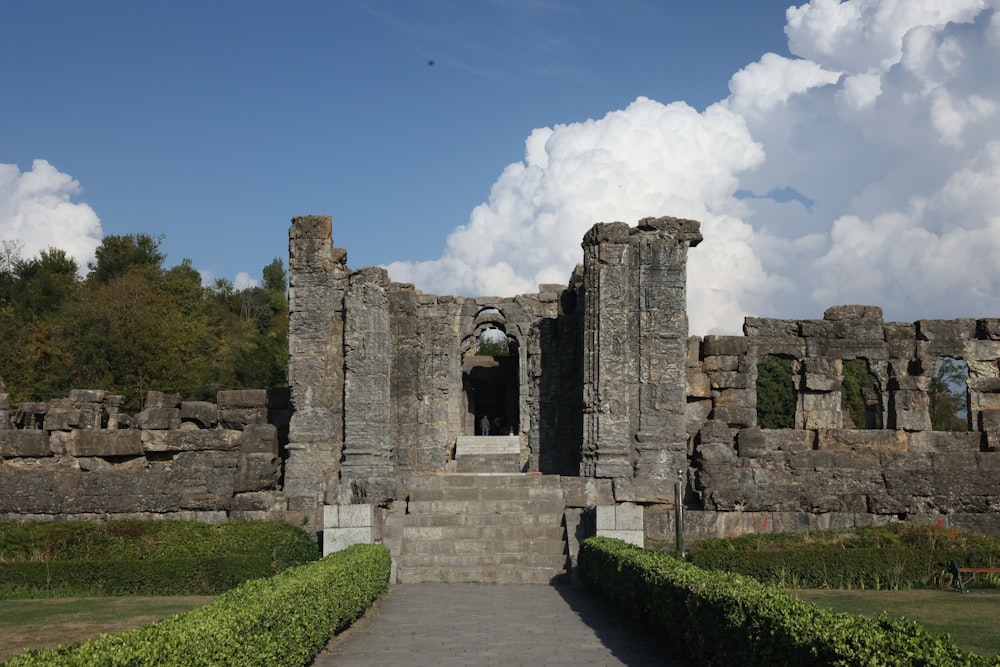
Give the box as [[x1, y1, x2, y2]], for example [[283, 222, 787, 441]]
[[0, 389, 286, 521], [4, 213, 1000, 549]]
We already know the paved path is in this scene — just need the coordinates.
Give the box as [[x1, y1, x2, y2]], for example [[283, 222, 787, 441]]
[[311, 583, 678, 667]]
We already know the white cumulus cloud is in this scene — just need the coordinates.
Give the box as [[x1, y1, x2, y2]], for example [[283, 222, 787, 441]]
[[388, 0, 1000, 335], [0, 160, 102, 274]]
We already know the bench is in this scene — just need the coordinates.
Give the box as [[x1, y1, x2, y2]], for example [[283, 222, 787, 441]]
[[949, 560, 1000, 592]]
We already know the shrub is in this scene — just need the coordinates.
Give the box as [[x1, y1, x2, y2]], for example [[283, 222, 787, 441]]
[[579, 537, 995, 666], [688, 524, 1000, 590], [3, 544, 391, 667], [0, 520, 318, 598]]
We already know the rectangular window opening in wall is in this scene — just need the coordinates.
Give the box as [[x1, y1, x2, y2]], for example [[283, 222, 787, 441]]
[[842, 358, 883, 429], [930, 357, 969, 432], [756, 355, 795, 429]]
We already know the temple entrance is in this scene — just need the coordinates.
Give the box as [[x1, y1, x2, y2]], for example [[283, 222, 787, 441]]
[[462, 311, 520, 436]]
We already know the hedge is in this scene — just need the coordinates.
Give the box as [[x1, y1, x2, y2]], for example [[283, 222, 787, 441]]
[[579, 537, 998, 667], [2, 543, 391, 667], [0, 520, 319, 598]]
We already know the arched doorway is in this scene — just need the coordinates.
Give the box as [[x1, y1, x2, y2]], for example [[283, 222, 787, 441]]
[[462, 309, 520, 436]]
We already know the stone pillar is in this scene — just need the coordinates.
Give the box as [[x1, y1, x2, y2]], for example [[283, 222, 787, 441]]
[[581, 217, 701, 481], [285, 216, 349, 511], [339, 267, 395, 503]]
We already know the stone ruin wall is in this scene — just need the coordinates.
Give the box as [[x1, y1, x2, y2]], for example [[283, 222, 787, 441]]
[[283, 215, 585, 517], [666, 306, 1000, 541], [0, 388, 288, 522], [4, 213, 1000, 544]]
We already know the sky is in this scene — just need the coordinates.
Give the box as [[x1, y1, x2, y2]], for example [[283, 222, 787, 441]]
[[2, 0, 999, 335]]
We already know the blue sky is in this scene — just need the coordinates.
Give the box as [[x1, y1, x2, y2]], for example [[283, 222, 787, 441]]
[[3, 1, 1000, 334]]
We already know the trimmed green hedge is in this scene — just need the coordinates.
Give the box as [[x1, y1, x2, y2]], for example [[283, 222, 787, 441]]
[[687, 524, 1000, 590], [579, 537, 997, 666], [0, 520, 318, 598], [2, 543, 391, 667]]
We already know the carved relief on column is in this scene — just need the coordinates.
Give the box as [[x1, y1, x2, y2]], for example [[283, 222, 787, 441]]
[[340, 267, 394, 501], [286, 215, 349, 511], [581, 217, 701, 481], [633, 217, 701, 479]]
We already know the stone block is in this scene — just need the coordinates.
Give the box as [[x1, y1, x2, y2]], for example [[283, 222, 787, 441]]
[[240, 424, 279, 455], [144, 429, 240, 452], [616, 503, 644, 530], [135, 407, 181, 430], [708, 371, 750, 389], [595, 505, 616, 531], [908, 431, 982, 454], [738, 428, 811, 458], [340, 503, 375, 528], [686, 336, 702, 366], [68, 430, 143, 457], [697, 442, 737, 463], [145, 391, 182, 409], [43, 405, 82, 431], [749, 337, 807, 359], [686, 371, 711, 398], [235, 452, 280, 493], [560, 477, 614, 507], [685, 399, 711, 436], [0, 393, 8, 410], [816, 429, 907, 453], [218, 389, 268, 409], [703, 355, 740, 372], [0, 430, 50, 457], [743, 318, 801, 338], [612, 477, 675, 504], [180, 401, 218, 428], [219, 407, 268, 429], [702, 335, 749, 356], [711, 406, 756, 427], [715, 388, 756, 408], [982, 411, 1000, 432]]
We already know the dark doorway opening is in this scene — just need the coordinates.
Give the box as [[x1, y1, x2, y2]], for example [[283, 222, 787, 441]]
[[464, 330, 520, 436]]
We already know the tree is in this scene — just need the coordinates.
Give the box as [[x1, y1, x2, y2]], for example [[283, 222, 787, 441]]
[[841, 359, 882, 429], [929, 358, 968, 431], [477, 332, 509, 356], [756, 355, 795, 429], [87, 233, 165, 284]]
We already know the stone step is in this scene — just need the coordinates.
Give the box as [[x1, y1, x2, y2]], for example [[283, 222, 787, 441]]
[[402, 524, 564, 541], [403, 512, 565, 528], [405, 499, 566, 515], [395, 565, 568, 585], [404, 473, 562, 491], [405, 485, 563, 502], [455, 453, 522, 473], [397, 553, 567, 569], [400, 537, 567, 556]]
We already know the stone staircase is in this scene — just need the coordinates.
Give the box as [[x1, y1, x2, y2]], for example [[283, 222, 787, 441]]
[[396, 473, 569, 584]]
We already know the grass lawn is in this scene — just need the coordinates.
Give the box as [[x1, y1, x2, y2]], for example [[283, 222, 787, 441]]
[[0, 595, 214, 662], [795, 589, 1000, 658]]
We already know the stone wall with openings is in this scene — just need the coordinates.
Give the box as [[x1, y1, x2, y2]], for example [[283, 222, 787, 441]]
[[671, 305, 1000, 540], [0, 388, 289, 522]]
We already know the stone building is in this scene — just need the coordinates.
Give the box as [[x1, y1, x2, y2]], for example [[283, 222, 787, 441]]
[[2, 213, 999, 583], [286, 214, 1000, 582]]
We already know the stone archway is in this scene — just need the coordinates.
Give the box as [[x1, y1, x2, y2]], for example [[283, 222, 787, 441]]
[[462, 308, 520, 436]]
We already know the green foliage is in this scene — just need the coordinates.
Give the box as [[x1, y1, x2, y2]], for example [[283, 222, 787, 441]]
[[476, 334, 509, 356], [931, 358, 968, 432], [0, 520, 318, 599], [2, 544, 391, 667], [688, 524, 1000, 591], [579, 537, 996, 667], [0, 238, 288, 407], [756, 356, 795, 429], [841, 358, 882, 429], [87, 233, 166, 284]]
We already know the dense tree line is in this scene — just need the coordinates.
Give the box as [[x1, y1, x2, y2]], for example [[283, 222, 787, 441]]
[[0, 235, 287, 409]]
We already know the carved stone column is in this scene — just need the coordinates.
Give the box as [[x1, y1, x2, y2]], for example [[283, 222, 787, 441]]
[[285, 216, 349, 511], [581, 217, 701, 482]]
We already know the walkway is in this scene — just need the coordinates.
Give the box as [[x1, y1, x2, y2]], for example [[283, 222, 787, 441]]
[[311, 583, 679, 667]]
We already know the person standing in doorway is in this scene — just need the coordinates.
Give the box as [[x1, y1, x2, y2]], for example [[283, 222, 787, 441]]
[[480, 415, 490, 436]]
